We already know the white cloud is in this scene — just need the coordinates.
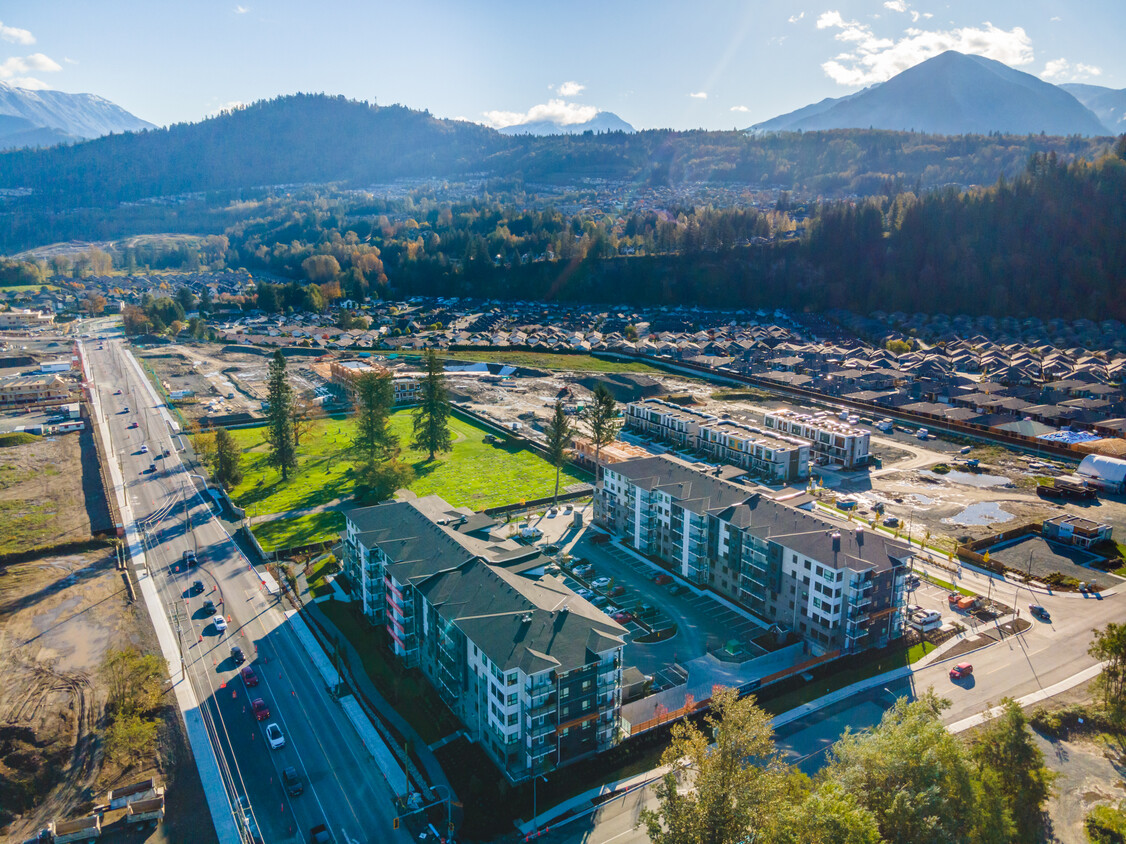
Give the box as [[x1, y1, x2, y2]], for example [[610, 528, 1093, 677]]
[[234, 5, 249, 13], [1042, 58, 1102, 81], [1050, 16, 1061, 22], [0, 52, 63, 88], [64, 57, 78, 65], [688, 91, 707, 99], [730, 105, 749, 112], [0, 21, 34, 45], [208, 100, 246, 117], [816, 12, 1033, 86], [481, 98, 598, 129], [788, 12, 805, 23], [884, 0, 907, 12], [555, 81, 584, 97]]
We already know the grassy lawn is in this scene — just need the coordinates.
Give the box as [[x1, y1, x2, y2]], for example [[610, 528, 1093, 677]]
[[402, 349, 672, 376], [229, 411, 589, 518], [306, 554, 338, 598], [922, 572, 977, 597], [252, 511, 344, 553], [759, 640, 935, 717], [318, 601, 462, 745]]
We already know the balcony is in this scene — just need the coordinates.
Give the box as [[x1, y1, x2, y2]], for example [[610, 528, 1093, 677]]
[[529, 719, 556, 739], [526, 696, 557, 719]]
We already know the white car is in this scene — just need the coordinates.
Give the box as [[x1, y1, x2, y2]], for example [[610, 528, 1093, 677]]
[[214, 616, 228, 633], [591, 576, 612, 590], [266, 722, 285, 749], [140, 444, 148, 453]]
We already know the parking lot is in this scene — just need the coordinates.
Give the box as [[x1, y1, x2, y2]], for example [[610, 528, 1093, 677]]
[[560, 530, 768, 685]]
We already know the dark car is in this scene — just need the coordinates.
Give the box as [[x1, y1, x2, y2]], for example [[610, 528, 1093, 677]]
[[1029, 604, 1051, 622], [653, 574, 673, 585], [231, 645, 245, 665], [283, 766, 304, 796], [252, 698, 270, 721], [240, 665, 259, 687], [309, 822, 332, 843], [191, 579, 204, 595], [201, 599, 216, 616], [183, 550, 197, 567]]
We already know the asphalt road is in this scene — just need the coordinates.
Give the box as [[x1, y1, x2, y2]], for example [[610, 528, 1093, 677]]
[[86, 333, 412, 844]]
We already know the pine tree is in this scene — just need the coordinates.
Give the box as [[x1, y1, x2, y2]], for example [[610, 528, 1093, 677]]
[[354, 370, 397, 463], [264, 351, 297, 481], [212, 427, 244, 490], [544, 400, 573, 505], [411, 350, 452, 461], [581, 381, 618, 481]]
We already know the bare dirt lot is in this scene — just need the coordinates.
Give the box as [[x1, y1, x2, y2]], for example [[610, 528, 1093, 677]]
[[0, 430, 110, 553], [0, 551, 215, 844]]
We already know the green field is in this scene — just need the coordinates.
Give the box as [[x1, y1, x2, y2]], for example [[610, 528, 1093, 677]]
[[400, 349, 672, 376], [252, 511, 344, 554], [233, 410, 589, 549]]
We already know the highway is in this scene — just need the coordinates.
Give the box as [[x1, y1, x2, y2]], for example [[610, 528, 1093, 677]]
[[84, 331, 413, 844]]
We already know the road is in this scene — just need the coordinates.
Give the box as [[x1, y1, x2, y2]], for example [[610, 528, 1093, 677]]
[[84, 331, 412, 844]]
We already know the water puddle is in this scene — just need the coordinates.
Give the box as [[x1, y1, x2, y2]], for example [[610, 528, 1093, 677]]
[[942, 501, 1014, 526], [924, 469, 1010, 488]]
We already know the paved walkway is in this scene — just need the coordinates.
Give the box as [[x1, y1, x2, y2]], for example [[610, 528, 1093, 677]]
[[301, 600, 461, 825]]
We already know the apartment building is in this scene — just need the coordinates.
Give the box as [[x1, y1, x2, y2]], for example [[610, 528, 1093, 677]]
[[342, 495, 625, 781], [696, 420, 810, 484], [762, 409, 871, 469], [0, 373, 70, 407], [600, 455, 909, 655], [0, 309, 54, 329], [329, 358, 420, 405], [570, 435, 651, 471]]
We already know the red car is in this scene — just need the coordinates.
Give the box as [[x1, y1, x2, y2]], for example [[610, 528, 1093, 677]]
[[240, 666, 258, 687], [653, 574, 673, 586], [611, 610, 634, 624], [252, 698, 270, 721], [949, 663, 973, 680]]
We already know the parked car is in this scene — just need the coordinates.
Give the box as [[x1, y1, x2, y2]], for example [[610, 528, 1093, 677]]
[[575, 588, 595, 600], [573, 564, 594, 578], [949, 663, 973, 680], [611, 610, 634, 623], [667, 584, 685, 596], [201, 599, 216, 616], [282, 766, 304, 796], [252, 698, 270, 721], [230, 645, 245, 665], [214, 616, 228, 633], [608, 585, 626, 597], [1029, 604, 1051, 622], [653, 574, 673, 585], [266, 722, 285, 749], [591, 576, 612, 590]]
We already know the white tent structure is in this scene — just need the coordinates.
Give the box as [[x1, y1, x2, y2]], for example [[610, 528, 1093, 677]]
[[1077, 454, 1126, 492]]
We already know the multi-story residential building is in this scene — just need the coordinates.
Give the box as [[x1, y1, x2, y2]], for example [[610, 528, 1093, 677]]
[[762, 409, 871, 469], [1042, 513, 1112, 548], [342, 495, 625, 781], [0, 374, 70, 407], [624, 398, 714, 449], [600, 455, 909, 655], [696, 419, 810, 484], [0, 309, 54, 329], [329, 358, 419, 405]]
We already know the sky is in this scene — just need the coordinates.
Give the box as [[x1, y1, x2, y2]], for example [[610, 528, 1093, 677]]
[[2, 1, 1122, 131]]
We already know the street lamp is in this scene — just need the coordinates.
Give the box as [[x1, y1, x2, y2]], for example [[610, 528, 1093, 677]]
[[532, 773, 548, 834]]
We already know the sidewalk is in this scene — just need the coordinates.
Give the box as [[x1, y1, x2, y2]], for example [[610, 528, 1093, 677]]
[[301, 600, 461, 827]]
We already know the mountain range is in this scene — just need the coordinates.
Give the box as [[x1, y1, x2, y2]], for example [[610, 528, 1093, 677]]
[[751, 51, 1110, 136], [0, 82, 153, 150], [498, 111, 634, 136], [1061, 83, 1126, 133]]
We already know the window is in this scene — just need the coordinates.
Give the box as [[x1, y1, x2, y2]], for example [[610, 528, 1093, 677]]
[[804, 559, 811, 570], [507, 693, 517, 706], [581, 699, 591, 711], [507, 713, 518, 726], [506, 673, 517, 686]]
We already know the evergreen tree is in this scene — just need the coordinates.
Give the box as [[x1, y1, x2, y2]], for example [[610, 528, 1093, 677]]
[[354, 370, 397, 463], [544, 400, 572, 506], [264, 351, 297, 480], [212, 427, 244, 490], [580, 381, 618, 480], [411, 350, 451, 461]]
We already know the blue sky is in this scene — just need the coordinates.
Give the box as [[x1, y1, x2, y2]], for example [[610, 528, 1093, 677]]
[[2, 1, 1122, 130]]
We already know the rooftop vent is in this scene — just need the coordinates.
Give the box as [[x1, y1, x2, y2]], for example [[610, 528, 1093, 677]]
[[521, 612, 533, 624]]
